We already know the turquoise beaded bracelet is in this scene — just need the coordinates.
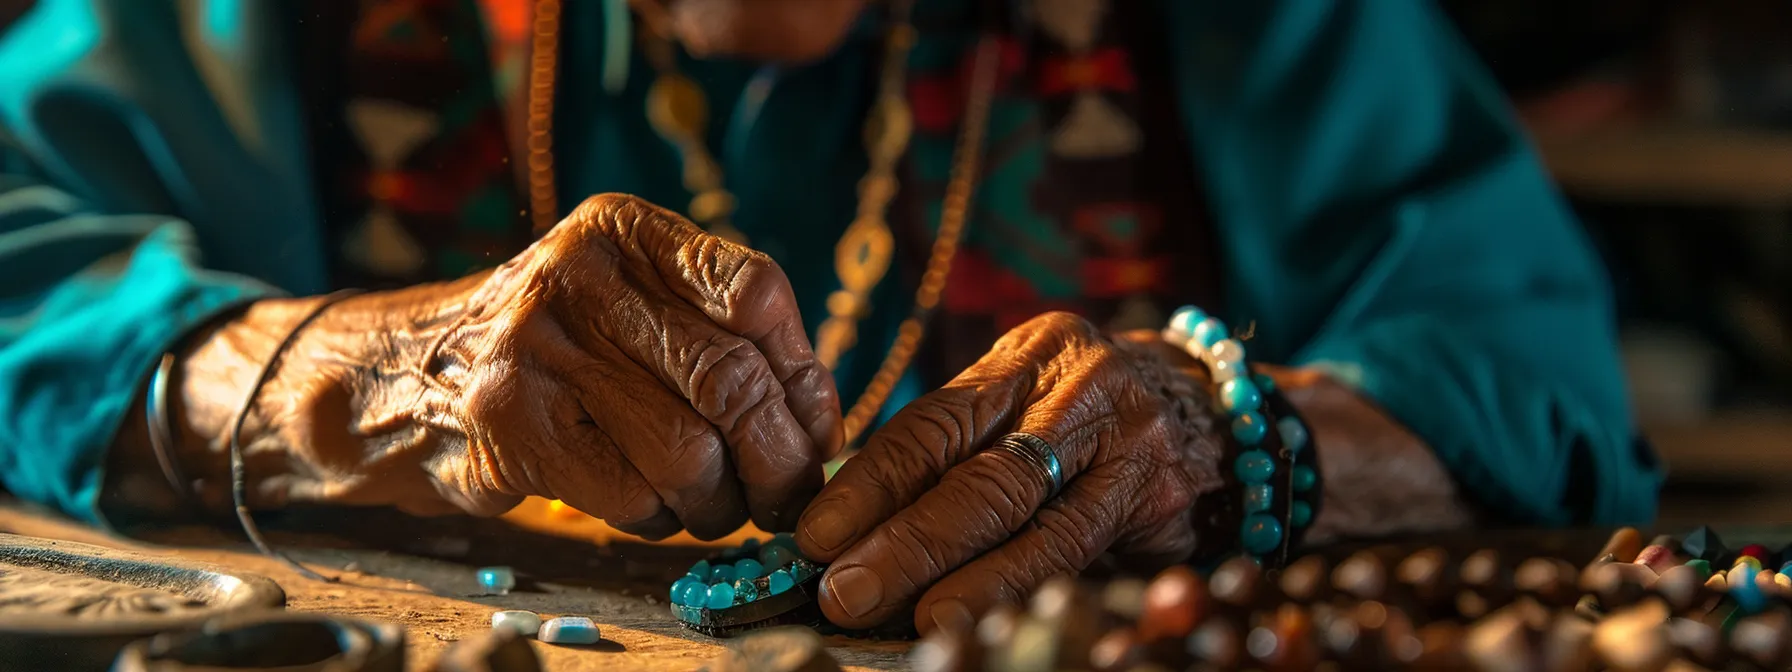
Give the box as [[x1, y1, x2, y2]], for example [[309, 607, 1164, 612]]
[[667, 533, 826, 637], [1164, 305, 1322, 568]]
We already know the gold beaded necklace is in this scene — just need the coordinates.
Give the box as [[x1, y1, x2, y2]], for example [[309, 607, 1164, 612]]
[[527, 0, 1000, 446]]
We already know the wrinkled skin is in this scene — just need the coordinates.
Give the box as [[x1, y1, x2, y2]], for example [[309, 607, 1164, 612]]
[[140, 195, 843, 540], [794, 315, 1226, 634]]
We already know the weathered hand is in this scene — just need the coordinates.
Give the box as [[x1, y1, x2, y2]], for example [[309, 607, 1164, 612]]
[[793, 313, 1224, 633], [144, 195, 841, 539]]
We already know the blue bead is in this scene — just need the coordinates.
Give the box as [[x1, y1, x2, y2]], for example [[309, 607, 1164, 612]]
[[705, 582, 736, 610], [476, 567, 516, 595], [1241, 514, 1284, 555], [1219, 379, 1262, 416], [1234, 450, 1275, 484], [1733, 565, 1767, 614], [709, 565, 736, 584], [676, 578, 708, 607], [733, 578, 759, 604], [1243, 484, 1274, 513], [768, 532, 797, 551], [1253, 373, 1276, 393], [758, 544, 798, 570], [1277, 417, 1309, 453], [1169, 306, 1205, 337], [1292, 466, 1317, 492], [685, 560, 710, 580], [1292, 501, 1313, 527], [734, 559, 764, 580], [1782, 561, 1792, 576], [768, 569, 795, 595], [789, 561, 813, 582], [539, 616, 602, 645], [1192, 318, 1229, 348], [1231, 412, 1268, 445]]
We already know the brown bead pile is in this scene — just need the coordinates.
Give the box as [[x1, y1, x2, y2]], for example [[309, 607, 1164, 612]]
[[908, 528, 1792, 671]]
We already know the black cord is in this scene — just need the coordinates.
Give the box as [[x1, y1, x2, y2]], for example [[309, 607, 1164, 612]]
[[228, 289, 365, 582]]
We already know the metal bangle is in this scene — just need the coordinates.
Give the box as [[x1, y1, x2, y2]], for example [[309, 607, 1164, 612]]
[[990, 432, 1064, 500], [145, 352, 195, 507]]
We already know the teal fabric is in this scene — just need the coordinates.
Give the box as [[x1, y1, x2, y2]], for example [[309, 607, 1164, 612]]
[[0, 0, 1660, 527]]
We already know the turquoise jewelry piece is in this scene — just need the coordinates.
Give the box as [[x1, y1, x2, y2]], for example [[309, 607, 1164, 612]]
[[1163, 305, 1322, 568], [669, 533, 826, 637]]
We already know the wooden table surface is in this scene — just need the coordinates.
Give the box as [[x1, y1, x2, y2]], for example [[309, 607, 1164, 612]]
[[0, 499, 912, 671]]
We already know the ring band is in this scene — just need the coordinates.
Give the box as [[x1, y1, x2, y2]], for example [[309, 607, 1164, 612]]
[[990, 432, 1064, 500]]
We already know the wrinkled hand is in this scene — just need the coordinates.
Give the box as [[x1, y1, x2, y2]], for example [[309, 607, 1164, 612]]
[[793, 313, 1223, 633], [160, 195, 841, 539]]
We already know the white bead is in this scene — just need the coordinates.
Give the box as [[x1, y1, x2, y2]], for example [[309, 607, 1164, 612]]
[[1209, 358, 1239, 383], [1168, 306, 1203, 337], [1210, 339, 1246, 368], [539, 616, 602, 644], [1162, 326, 1191, 349], [491, 610, 541, 636]]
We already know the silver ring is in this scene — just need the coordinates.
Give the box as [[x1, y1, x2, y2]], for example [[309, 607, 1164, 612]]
[[990, 432, 1064, 500]]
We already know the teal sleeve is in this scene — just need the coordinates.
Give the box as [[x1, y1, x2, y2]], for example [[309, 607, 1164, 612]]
[[0, 0, 320, 523], [1169, 0, 1661, 525]]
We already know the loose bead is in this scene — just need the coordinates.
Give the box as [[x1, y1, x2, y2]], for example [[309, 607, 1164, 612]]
[[491, 610, 541, 636], [768, 569, 795, 595], [539, 616, 602, 645], [1741, 544, 1770, 561], [733, 578, 759, 604], [1276, 417, 1309, 453], [1254, 373, 1276, 393], [758, 544, 797, 570], [705, 582, 736, 610], [1243, 484, 1273, 513], [709, 564, 736, 584], [1736, 556, 1763, 571], [1219, 379, 1262, 416], [686, 560, 711, 580], [1292, 466, 1316, 492], [1170, 306, 1205, 337], [476, 567, 516, 596], [735, 558, 764, 580], [1235, 450, 1276, 484], [1686, 559, 1712, 579], [1192, 318, 1229, 348], [1232, 412, 1268, 445], [1210, 339, 1245, 369], [1291, 501, 1312, 528], [1781, 561, 1792, 576], [1241, 514, 1284, 555]]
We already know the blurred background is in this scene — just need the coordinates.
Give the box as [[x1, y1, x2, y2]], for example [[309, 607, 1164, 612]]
[[1437, 0, 1792, 525]]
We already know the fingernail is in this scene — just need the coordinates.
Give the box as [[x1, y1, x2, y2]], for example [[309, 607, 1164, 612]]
[[825, 565, 884, 619], [802, 505, 857, 553], [929, 598, 974, 634]]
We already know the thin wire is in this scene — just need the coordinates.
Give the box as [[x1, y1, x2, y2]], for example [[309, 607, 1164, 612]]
[[228, 289, 365, 582]]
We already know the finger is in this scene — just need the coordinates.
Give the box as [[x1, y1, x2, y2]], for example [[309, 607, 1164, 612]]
[[914, 462, 1153, 635], [563, 334, 751, 540], [794, 313, 1094, 561], [572, 194, 843, 456], [812, 383, 1114, 629]]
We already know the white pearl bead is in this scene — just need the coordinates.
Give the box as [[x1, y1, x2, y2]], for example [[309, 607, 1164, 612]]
[[1162, 326, 1191, 348], [491, 610, 541, 636], [1211, 339, 1246, 368], [1210, 357, 1240, 383]]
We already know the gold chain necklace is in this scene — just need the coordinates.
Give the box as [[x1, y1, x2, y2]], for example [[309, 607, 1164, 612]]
[[527, 0, 999, 445]]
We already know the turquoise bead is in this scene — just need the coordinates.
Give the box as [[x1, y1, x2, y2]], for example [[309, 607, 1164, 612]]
[[1292, 501, 1313, 527], [686, 560, 710, 580], [733, 578, 759, 604], [1169, 306, 1205, 337], [1782, 561, 1792, 575], [1277, 417, 1308, 452], [758, 544, 797, 570], [1192, 318, 1229, 348], [1253, 373, 1276, 393], [1219, 379, 1262, 415], [476, 567, 516, 595], [735, 559, 764, 580], [709, 565, 736, 584], [768, 569, 795, 595], [1243, 484, 1274, 513], [789, 562, 813, 582], [705, 582, 736, 610], [1231, 412, 1268, 445], [740, 537, 761, 553], [1241, 514, 1284, 555], [539, 616, 602, 645], [1234, 450, 1275, 484], [1292, 466, 1317, 492], [670, 577, 702, 606], [767, 532, 797, 551]]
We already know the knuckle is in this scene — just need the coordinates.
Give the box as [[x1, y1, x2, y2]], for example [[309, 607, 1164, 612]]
[[686, 334, 782, 428], [657, 415, 724, 493], [1032, 311, 1098, 338]]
